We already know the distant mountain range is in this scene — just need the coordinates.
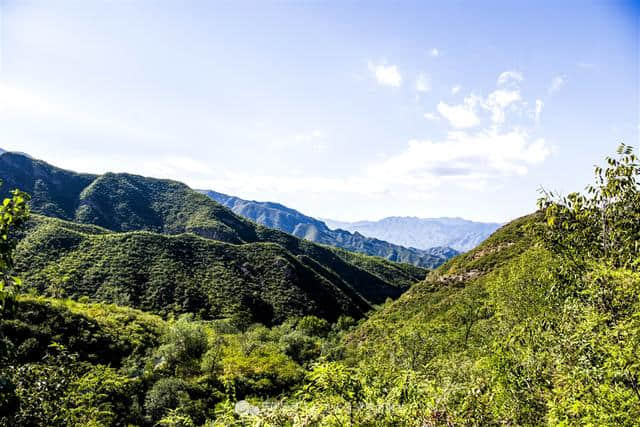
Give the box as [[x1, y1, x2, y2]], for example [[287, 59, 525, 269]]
[[200, 190, 458, 268], [324, 217, 501, 252]]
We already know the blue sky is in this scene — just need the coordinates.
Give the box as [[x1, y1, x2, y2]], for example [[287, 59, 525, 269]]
[[0, 0, 638, 222]]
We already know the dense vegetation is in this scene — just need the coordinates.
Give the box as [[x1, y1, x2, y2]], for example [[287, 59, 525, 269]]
[[0, 153, 428, 323], [1, 145, 639, 426], [11, 214, 427, 324], [250, 144, 639, 425], [14, 215, 371, 324], [1, 295, 357, 426], [202, 190, 458, 268]]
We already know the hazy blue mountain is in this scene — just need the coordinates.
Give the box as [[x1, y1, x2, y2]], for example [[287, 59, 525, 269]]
[[323, 216, 501, 252], [201, 190, 458, 268]]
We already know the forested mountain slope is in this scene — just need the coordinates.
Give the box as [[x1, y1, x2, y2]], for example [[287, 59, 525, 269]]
[[0, 152, 426, 322], [350, 212, 536, 344], [1, 145, 639, 426], [307, 145, 638, 425], [201, 190, 457, 268], [13, 215, 375, 324]]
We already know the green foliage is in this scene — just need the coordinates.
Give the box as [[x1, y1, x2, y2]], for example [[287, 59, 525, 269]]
[[1, 295, 353, 425], [145, 377, 193, 424], [220, 334, 303, 398], [1, 295, 164, 366], [538, 143, 640, 269], [1, 152, 426, 320], [4, 145, 640, 426], [295, 315, 330, 337], [0, 297, 164, 426], [64, 365, 138, 426], [302, 362, 363, 403], [158, 408, 196, 427], [0, 186, 30, 315], [250, 144, 640, 425], [12, 214, 426, 325], [157, 314, 208, 377], [15, 216, 374, 323]]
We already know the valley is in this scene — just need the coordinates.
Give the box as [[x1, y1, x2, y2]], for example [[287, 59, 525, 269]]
[[1, 146, 639, 426]]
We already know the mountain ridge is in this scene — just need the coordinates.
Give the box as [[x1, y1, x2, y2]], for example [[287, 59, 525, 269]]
[[0, 152, 427, 323], [324, 215, 501, 252], [201, 189, 458, 268]]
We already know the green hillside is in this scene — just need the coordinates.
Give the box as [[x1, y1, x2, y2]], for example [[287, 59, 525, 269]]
[[2, 146, 639, 426], [244, 144, 640, 425], [0, 152, 256, 242], [13, 215, 422, 324], [0, 153, 427, 321], [351, 212, 537, 343], [254, 146, 640, 426]]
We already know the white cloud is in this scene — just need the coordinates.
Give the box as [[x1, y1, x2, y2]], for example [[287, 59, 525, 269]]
[[497, 71, 523, 86], [208, 128, 550, 199], [437, 72, 529, 127], [437, 95, 481, 128], [534, 99, 544, 123], [371, 129, 550, 182], [415, 73, 431, 92], [368, 61, 402, 87], [451, 84, 462, 94], [549, 75, 566, 94], [430, 48, 439, 57], [191, 66, 552, 203], [484, 89, 521, 124]]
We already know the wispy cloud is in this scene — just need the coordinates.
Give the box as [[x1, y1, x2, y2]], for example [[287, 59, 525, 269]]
[[296, 130, 328, 153], [497, 70, 523, 86], [430, 48, 440, 57], [142, 156, 212, 177], [415, 73, 431, 92], [534, 99, 544, 123], [368, 61, 402, 87], [372, 129, 549, 182], [0, 83, 166, 142], [484, 89, 521, 124], [437, 95, 481, 128], [207, 128, 550, 199], [269, 129, 328, 153], [188, 70, 551, 207], [548, 75, 566, 94], [451, 84, 462, 94], [436, 71, 529, 127]]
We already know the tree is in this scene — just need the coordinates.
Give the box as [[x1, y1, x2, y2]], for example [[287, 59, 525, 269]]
[[157, 314, 208, 377], [0, 185, 30, 315], [144, 377, 191, 423], [538, 143, 640, 270]]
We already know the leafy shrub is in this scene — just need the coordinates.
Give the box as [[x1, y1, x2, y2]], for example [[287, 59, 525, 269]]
[[144, 377, 191, 423], [157, 314, 208, 377]]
